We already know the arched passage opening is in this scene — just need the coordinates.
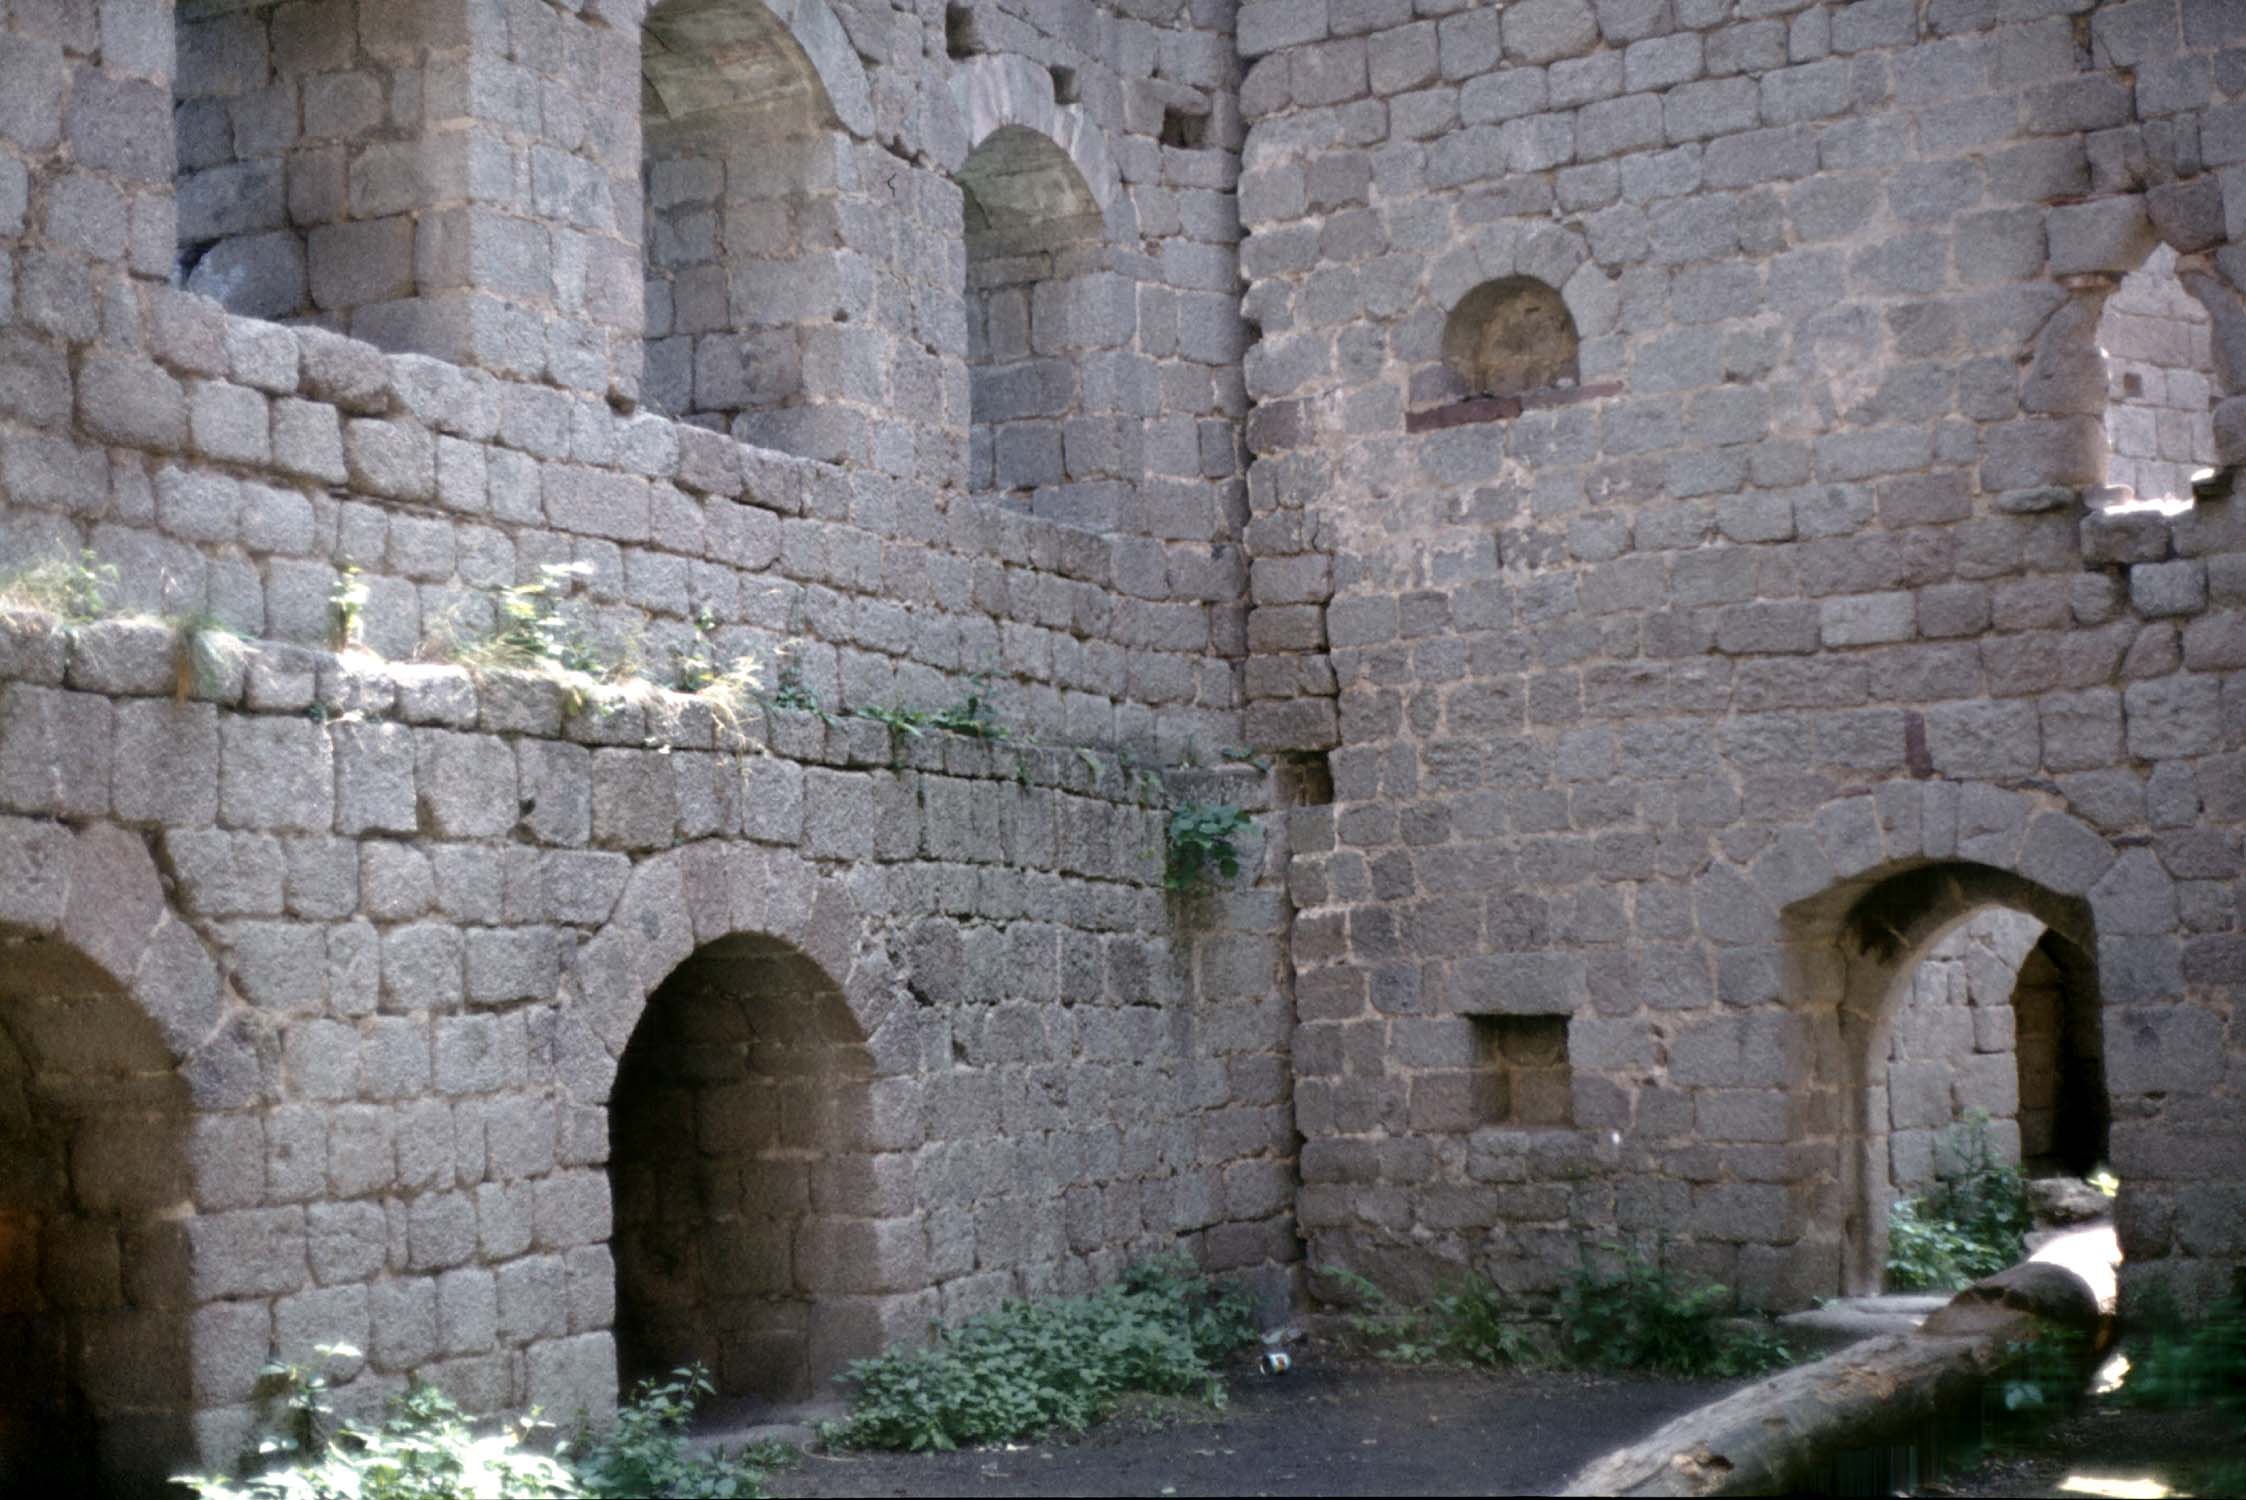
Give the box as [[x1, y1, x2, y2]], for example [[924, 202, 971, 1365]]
[[0, 928, 195, 1494], [1786, 861, 2108, 1297], [961, 124, 1133, 527], [608, 934, 911, 1403], [1882, 909, 2107, 1193], [638, 0, 869, 458]]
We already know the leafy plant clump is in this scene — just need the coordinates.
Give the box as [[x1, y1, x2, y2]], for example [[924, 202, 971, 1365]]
[[1322, 1253, 1788, 1378], [826, 1255, 1258, 1452], [175, 1349, 785, 1500], [854, 675, 1011, 746], [1885, 1113, 2032, 1291], [450, 562, 610, 678], [665, 609, 765, 732], [173, 1346, 575, 1500], [1559, 1247, 1794, 1377], [928, 673, 1009, 740], [0, 550, 119, 622], [1164, 802, 1254, 890], [568, 1367, 795, 1499], [1320, 1267, 1543, 1368]]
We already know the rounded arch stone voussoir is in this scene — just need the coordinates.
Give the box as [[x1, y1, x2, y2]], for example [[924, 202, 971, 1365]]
[[637, 0, 874, 139], [945, 53, 1121, 215], [557, 842, 884, 1105], [0, 816, 229, 1068]]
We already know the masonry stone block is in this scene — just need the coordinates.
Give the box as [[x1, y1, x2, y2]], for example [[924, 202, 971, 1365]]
[[2124, 675, 2224, 758], [2131, 560, 2208, 618], [220, 716, 334, 831], [79, 354, 187, 452], [190, 1207, 309, 1300], [190, 1301, 273, 1406], [367, 1277, 439, 1373]]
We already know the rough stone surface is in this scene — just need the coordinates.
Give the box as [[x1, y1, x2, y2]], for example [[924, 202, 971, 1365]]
[[0, 0, 2243, 1486]]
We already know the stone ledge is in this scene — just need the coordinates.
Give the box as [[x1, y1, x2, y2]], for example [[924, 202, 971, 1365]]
[[0, 605, 1277, 810], [1404, 381, 1623, 435]]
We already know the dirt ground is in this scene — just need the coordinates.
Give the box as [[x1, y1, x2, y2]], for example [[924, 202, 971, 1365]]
[[1923, 1399, 2241, 1499], [756, 1358, 1740, 1499]]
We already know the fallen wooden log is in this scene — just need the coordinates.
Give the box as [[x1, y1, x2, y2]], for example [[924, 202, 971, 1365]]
[[1558, 1261, 2105, 1497]]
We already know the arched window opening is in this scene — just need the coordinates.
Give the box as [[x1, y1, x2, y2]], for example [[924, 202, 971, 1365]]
[[2096, 243, 2217, 516], [608, 936, 905, 1403], [961, 125, 1129, 527], [639, 0, 859, 457], [173, 1, 397, 323], [0, 932, 195, 1495], [1440, 276, 1580, 402]]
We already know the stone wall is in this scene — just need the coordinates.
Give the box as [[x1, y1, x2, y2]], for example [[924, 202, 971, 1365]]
[[0, 620, 1298, 1478], [1239, 0, 2246, 1311], [0, 0, 1286, 1485], [172, 0, 645, 399], [8, 0, 2246, 1487]]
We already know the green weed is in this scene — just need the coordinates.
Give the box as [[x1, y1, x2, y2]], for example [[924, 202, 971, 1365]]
[[665, 610, 764, 735], [1559, 1245, 1793, 1377], [331, 567, 369, 650], [765, 653, 837, 724], [172, 1344, 577, 1500], [568, 1366, 793, 1499], [1323, 1251, 1786, 1378], [1885, 1113, 2031, 1291], [2110, 1285, 2246, 1494], [928, 673, 1009, 740], [826, 1255, 1257, 1452], [450, 562, 608, 677], [1164, 803, 1254, 890], [0, 550, 118, 622], [1318, 1267, 1544, 1368], [174, 1353, 785, 1500]]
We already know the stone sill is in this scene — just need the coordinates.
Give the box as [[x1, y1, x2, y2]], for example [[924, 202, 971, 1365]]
[[1404, 381, 1623, 435]]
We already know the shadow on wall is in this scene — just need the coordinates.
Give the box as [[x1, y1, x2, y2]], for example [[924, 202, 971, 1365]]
[[0, 930, 195, 1498]]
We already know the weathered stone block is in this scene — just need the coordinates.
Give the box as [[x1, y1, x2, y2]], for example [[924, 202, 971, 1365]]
[[189, 1207, 308, 1299], [220, 716, 334, 831]]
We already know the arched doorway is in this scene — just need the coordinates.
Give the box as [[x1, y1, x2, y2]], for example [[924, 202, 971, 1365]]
[[0, 926, 196, 1494], [608, 933, 910, 1402], [1785, 860, 2106, 1296]]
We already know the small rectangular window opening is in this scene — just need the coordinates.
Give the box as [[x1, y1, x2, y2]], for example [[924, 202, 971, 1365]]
[[1474, 1015, 1573, 1127], [1160, 108, 1209, 150], [946, 4, 980, 60]]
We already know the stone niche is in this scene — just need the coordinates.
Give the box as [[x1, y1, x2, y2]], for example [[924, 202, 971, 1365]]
[[1441, 277, 1579, 400]]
